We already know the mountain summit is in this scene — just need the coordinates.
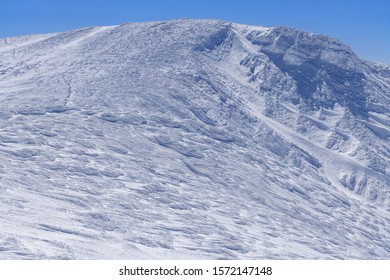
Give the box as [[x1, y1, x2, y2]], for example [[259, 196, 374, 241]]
[[0, 19, 389, 259]]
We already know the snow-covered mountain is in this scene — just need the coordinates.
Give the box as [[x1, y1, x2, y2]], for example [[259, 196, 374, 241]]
[[0, 19, 389, 259]]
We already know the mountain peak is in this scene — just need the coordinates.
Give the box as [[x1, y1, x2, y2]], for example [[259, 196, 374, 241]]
[[0, 19, 390, 259]]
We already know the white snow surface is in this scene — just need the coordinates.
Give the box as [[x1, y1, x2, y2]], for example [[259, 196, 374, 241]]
[[0, 19, 390, 259]]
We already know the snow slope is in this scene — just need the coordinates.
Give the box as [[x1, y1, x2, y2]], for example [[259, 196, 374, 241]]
[[0, 19, 389, 259]]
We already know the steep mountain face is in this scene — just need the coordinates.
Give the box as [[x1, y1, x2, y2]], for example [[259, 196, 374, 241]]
[[0, 19, 389, 259]]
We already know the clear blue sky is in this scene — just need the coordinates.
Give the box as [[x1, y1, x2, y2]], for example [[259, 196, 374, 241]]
[[1, 0, 389, 63]]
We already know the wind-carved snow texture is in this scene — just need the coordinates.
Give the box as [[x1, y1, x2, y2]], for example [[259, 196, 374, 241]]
[[0, 19, 390, 259]]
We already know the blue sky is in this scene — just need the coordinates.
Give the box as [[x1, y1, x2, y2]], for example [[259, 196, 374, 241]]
[[2, 0, 389, 63]]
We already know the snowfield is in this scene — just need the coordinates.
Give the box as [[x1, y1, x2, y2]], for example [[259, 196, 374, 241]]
[[0, 19, 389, 259]]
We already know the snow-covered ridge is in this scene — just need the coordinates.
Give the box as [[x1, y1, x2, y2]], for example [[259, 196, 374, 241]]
[[0, 19, 389, 259]]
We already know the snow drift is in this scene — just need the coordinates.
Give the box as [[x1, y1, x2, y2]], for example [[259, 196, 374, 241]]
[[0, 19, 389, 259]]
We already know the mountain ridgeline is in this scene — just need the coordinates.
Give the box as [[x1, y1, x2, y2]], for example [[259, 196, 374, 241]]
[[0, 19, 389, 259]]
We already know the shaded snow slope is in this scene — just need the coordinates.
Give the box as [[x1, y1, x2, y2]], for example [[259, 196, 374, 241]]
[[0, 19, 389, 259]]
